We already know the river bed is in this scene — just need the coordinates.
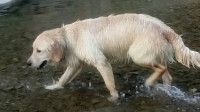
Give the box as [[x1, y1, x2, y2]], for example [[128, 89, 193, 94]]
[[0, 0, 200, 112]]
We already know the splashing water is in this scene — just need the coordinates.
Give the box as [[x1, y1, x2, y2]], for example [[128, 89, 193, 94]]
[[153, 84, 200, 105]]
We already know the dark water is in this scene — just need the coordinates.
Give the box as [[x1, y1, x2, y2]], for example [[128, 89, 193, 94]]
[[0, 0, 200, 112]]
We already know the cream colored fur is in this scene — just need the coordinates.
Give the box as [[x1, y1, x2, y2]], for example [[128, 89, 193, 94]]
[[27, 13, 200, 102]]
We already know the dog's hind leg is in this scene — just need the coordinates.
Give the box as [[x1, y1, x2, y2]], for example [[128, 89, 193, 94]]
[[161, 70, 172, 86], [128, 42, 171, 87], [94, 60, 118, 102], [145, 64, 167, 87]]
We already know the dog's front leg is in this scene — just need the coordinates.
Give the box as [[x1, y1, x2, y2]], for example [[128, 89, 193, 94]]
[[95, 61, 118, 102], [45, 65, 82, 90]]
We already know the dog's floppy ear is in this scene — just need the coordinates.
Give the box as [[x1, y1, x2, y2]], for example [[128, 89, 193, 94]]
[[51, 41, 64, 62]]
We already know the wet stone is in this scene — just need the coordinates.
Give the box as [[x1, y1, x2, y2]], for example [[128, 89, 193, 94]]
[[87, 72, 93, 75], [120, 92, 132, 98], [4, 86, 15, 91], [189, 88, 197, 93], [21, 66, 26, 69], [132, 71, 139, 75], [16, 85, 23, 89], [81, 82, 87, 88], [23, 72, 29, 76], [91, 98, 100, 104], [12, 58, 19, 63], [1, 66, 6, 72], [1, 66, 6, 70]]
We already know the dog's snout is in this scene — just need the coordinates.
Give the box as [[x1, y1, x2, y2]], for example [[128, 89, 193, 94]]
[[27, 60, 32, 66]]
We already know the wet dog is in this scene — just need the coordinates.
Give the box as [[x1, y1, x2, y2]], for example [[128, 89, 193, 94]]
[[27, 13, 200, 101]]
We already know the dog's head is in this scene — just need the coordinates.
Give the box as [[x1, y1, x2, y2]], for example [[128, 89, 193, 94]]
[[27, 28, 65, 70]]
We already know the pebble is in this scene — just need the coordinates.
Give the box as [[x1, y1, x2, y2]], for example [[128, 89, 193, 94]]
[[4, 86, 15, 91], [129, 71, 139, 75], [21, 66, 26, 69], [87, 72, 93, 75], [88, 82, 93, 89], [81, 82, 87, 88], [141, 101, 145, 105], [12, 58, 19, 63], [1, 66, 6, 71], [24, 72, 29, 76], [91, 98, 100, 104], [120, 92, 131, 98], [189, 88, 197, 93], [16, 85, 23, 89], [22, 36, 33, 39], [121, 93, 125, 97]]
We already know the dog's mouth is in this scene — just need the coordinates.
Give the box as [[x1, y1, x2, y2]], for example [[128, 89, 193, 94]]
[[37, 60, 47, 70]]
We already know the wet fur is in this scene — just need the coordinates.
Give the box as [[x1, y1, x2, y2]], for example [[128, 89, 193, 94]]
[[28, 13, 200, 101]]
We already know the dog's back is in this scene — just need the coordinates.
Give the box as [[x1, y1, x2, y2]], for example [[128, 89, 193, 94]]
[[67, 14, 174, 65], [65, 13, 200, 68]]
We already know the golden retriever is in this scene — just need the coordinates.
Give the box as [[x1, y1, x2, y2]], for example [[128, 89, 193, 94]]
[[27, 13, 200, 101]]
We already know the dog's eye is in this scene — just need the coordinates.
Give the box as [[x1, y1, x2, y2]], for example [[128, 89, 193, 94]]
[[37, 49, 41, 53]]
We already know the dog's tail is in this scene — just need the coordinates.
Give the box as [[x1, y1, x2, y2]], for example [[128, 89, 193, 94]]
[[164, 30, 200, 68]]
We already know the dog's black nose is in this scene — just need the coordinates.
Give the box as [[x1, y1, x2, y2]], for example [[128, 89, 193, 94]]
[[27, 61, 32, 66]]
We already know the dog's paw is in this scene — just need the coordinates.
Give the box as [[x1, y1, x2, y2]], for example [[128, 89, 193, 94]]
[[145, 80, 154, 92], [108, 93, 119, 102], [45, 84, 63, 90], [145, 79, 153, 88], [108, 96, 118, 102]]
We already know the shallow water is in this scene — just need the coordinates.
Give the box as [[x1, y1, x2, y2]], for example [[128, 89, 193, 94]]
[[0, 0, 12, 4], [153, 84, 200, 105], [0, 0, 200, 112]]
